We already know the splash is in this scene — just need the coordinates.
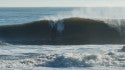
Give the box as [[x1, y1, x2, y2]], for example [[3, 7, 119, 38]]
[[49, 20, 64, 33]]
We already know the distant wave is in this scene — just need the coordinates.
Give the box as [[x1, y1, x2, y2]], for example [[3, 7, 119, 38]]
[[0, 17, 124, 45]]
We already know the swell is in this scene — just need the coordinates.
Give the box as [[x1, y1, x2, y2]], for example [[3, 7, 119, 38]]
[[0, 17, 123, 45]]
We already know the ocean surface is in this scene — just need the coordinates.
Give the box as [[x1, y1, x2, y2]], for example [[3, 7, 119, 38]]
[[0, 7, 125, 70], [0, 7, 125, 25], [0, 7, 74, 25]]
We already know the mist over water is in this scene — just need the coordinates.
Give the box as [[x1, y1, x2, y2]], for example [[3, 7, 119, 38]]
[[42, 7, 125, 20], [41, 7, 125, 35]]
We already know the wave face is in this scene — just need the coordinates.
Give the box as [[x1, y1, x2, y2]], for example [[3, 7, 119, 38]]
[[0, 17, 123, 45]]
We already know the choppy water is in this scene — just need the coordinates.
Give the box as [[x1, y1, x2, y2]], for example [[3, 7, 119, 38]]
[[0, 44, 125, 70]]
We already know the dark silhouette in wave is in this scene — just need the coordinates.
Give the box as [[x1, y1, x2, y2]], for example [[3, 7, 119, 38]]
[[0, 17, 123, 45]]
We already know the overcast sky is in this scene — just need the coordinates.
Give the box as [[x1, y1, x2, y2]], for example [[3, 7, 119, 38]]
[[0, 0, 125, 7]]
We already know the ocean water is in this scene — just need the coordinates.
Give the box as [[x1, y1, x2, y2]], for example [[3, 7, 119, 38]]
[[0, 7, 74, 25], [0, 7, 125, 25], [0, 7, 125, 70]]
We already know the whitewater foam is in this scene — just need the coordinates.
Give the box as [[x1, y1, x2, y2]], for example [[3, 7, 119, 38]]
[[0, 41, 11, 46], [0, 45, 125, 69]]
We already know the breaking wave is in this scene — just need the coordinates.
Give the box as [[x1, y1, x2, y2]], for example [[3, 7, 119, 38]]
[[0, 17, 124, 45]]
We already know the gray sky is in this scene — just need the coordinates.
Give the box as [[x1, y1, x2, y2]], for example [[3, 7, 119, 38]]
[[0, 0, 125, 7]]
